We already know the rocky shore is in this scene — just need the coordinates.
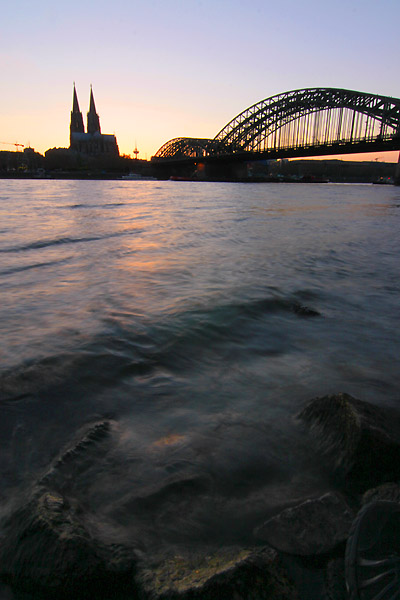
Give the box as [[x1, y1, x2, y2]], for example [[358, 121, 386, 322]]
[[1, 393, 400, 600]]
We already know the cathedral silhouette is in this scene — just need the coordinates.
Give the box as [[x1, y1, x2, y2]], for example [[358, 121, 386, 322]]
[[69, 84, 119, 156]]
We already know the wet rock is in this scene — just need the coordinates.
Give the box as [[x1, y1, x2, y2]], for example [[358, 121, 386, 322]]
[[137, 546, 298, 600], [0, 489, 138, 599], [254, 492, 354, 556], [0, 419, 137, 599], [39, 420, 113, 490], [297, 393, 400, 487], [362, 482, 400, 505]]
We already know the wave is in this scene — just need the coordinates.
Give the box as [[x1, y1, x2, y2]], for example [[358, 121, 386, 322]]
[[0, 228, 142, 253], [0, 291, 321, 403], [147, 294, 321, 367], [0, 257, 72, 276], [67, 202, 126, 209], [222, 296, 320, 319]]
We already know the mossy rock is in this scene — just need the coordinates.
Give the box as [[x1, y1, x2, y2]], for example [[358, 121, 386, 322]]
[[137, 546, 298, 600]]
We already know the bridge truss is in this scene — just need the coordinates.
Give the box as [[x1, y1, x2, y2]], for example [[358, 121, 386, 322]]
[[153, 88, 400, 161]]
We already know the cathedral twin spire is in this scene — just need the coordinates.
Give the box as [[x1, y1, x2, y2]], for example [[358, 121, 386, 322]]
[[70, 84, 101, 136], [69, 83, 119, 156], [70, 84, 84, 134], [87, 86, 101, 134]]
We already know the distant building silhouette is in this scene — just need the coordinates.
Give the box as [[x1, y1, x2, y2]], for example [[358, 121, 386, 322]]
[[70, 84, 119, 156]]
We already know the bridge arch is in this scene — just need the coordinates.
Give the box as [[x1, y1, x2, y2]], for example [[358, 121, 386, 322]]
[[153, 137, 233, 159], [214, 88, 400, 154]]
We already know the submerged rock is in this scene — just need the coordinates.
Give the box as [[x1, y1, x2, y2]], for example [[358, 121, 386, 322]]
[[291, 303, 320, 317], [254, 492, 354, 556], [137, 546, 298, 600], [297, 393, 400, 487]]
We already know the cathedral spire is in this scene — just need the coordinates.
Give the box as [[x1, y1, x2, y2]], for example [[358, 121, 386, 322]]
[[87, 85, 101, 134], [89, 85, 97, 113], [72, 82, 80, 112], [70, 83, 85, 136]]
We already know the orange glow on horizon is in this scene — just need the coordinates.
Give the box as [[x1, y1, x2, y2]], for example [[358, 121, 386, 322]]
[[290, 150, 399, 163]]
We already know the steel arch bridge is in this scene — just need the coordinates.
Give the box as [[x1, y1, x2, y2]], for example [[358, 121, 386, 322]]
[[153, 88, 400, 162]]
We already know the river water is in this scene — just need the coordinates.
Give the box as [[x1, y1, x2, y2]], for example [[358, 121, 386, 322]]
[[0, 179, 399, 559]]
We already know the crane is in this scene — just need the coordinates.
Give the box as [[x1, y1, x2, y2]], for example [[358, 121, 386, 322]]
[[0, 142, 24, 151]]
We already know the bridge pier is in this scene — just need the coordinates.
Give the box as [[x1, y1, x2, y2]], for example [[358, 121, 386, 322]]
[[395, 152, 400, 185], [151, 159, 253, 181], [203, 161, 249, 181]]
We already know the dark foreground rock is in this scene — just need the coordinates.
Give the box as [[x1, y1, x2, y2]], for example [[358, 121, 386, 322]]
[[0, 420, 139, 599], [297, 393, 400, 488], [3, 395, 400, 600], [137, 546, 298, 600], [0, 492, 298, 600], [0, 489, 138, 599], [254, 492, 354, 556]]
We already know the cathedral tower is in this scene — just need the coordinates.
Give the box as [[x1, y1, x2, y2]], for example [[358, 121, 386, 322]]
[[69, 84, 119, 157], [87, 86, 101, 134], [70, 84, 84, 139]]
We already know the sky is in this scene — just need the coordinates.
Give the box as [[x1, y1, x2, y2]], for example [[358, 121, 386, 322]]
[[1, 0, 400, 162]]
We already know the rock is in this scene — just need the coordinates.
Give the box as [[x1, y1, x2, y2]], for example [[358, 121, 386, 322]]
[[297, 393, 400, 487], [254, 492, 354, 556], [0, 420, 140, 599], [362, 482, 400, 505], [38, 420, 113, 490], [137, 546, 298, 600], [0, 489, 138, 599]]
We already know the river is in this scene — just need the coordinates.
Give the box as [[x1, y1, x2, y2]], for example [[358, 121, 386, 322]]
[[0, 179, 399, 576]]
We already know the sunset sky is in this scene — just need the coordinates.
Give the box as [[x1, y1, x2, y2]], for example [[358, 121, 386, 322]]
[[1, 0, 399, 161]]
